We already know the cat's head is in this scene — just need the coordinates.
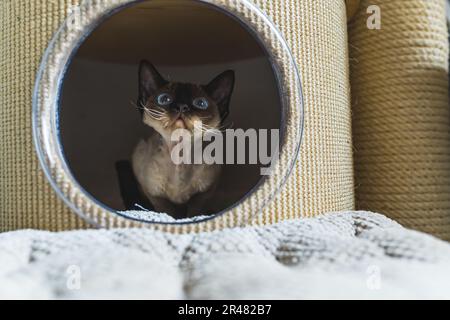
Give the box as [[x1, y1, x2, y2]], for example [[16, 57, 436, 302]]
[[137, 60, 234, 141]]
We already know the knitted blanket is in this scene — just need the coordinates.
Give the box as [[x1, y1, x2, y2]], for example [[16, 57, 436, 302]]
[[1, 211, 449, 299]]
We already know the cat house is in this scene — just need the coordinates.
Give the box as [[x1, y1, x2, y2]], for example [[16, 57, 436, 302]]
[[1, 0, 356, 232]]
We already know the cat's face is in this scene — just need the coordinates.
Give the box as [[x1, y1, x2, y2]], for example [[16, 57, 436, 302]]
[[138, 60, 234, 142]]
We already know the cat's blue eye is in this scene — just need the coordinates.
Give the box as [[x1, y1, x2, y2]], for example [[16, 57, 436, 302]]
[[156, 93, 173, 106], [192, 97, 209, 110]]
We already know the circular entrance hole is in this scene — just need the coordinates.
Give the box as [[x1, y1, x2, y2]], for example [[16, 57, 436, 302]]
[[58, 0, 283, 222]]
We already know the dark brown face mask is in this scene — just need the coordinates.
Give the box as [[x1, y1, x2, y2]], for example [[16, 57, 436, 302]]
[[137, 60, 235, 125]]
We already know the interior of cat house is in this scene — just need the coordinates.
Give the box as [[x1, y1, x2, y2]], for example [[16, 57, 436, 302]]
[[57, 0, 286, 222]]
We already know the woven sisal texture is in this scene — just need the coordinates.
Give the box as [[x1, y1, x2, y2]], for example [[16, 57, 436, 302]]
[[349, 0, 450, 240], [253, 0, 354, 225], [0, 0, 354, 231], [0, 0, 88, 231]]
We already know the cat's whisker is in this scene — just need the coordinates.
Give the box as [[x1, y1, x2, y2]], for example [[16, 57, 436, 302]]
[[201, 123, 226, 132], [192, 122, 224, 135], [129, 100, 139, 107], [140, 101, 149, 109], [146, 107, 164, 114], [204, 129, 222, 135], [129, 101, 147, 112], [147, 112, 164, 118], [144, 110, 166, 121], [145, 109, 166, 117], [150, 111, 166, 118]]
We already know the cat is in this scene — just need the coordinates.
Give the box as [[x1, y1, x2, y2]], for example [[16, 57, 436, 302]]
[[132, 60, 234, 218]]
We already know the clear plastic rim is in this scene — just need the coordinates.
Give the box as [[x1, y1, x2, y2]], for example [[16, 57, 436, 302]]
[[32, 0, 304, 230]]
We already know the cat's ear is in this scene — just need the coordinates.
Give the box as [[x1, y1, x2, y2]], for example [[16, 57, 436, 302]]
[[205, 70, 235, 121], [138, 60, 167, 107]]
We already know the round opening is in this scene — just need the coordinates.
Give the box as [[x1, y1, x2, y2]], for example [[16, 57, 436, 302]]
[[33, 0, 303, 228], [59, 0, 281, 222]]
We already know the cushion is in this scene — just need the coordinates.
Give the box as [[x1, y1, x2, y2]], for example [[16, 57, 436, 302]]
[[1, 211, 449, 299]]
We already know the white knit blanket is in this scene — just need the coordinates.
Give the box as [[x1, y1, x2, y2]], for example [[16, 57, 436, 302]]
[[1, 211, 450, 299]]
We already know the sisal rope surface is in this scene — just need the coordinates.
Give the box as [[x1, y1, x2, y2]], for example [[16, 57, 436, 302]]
[[1, 0, 354, 231], [253, 0, 354, 225], [349, 0, 450, 240], [0, 0, 88, 231]]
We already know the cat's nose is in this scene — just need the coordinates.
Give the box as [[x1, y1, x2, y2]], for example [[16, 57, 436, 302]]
[[178, 104, 189, 113]]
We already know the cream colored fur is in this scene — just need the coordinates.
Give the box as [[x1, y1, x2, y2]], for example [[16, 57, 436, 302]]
[[132, 130, 220, 216]]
